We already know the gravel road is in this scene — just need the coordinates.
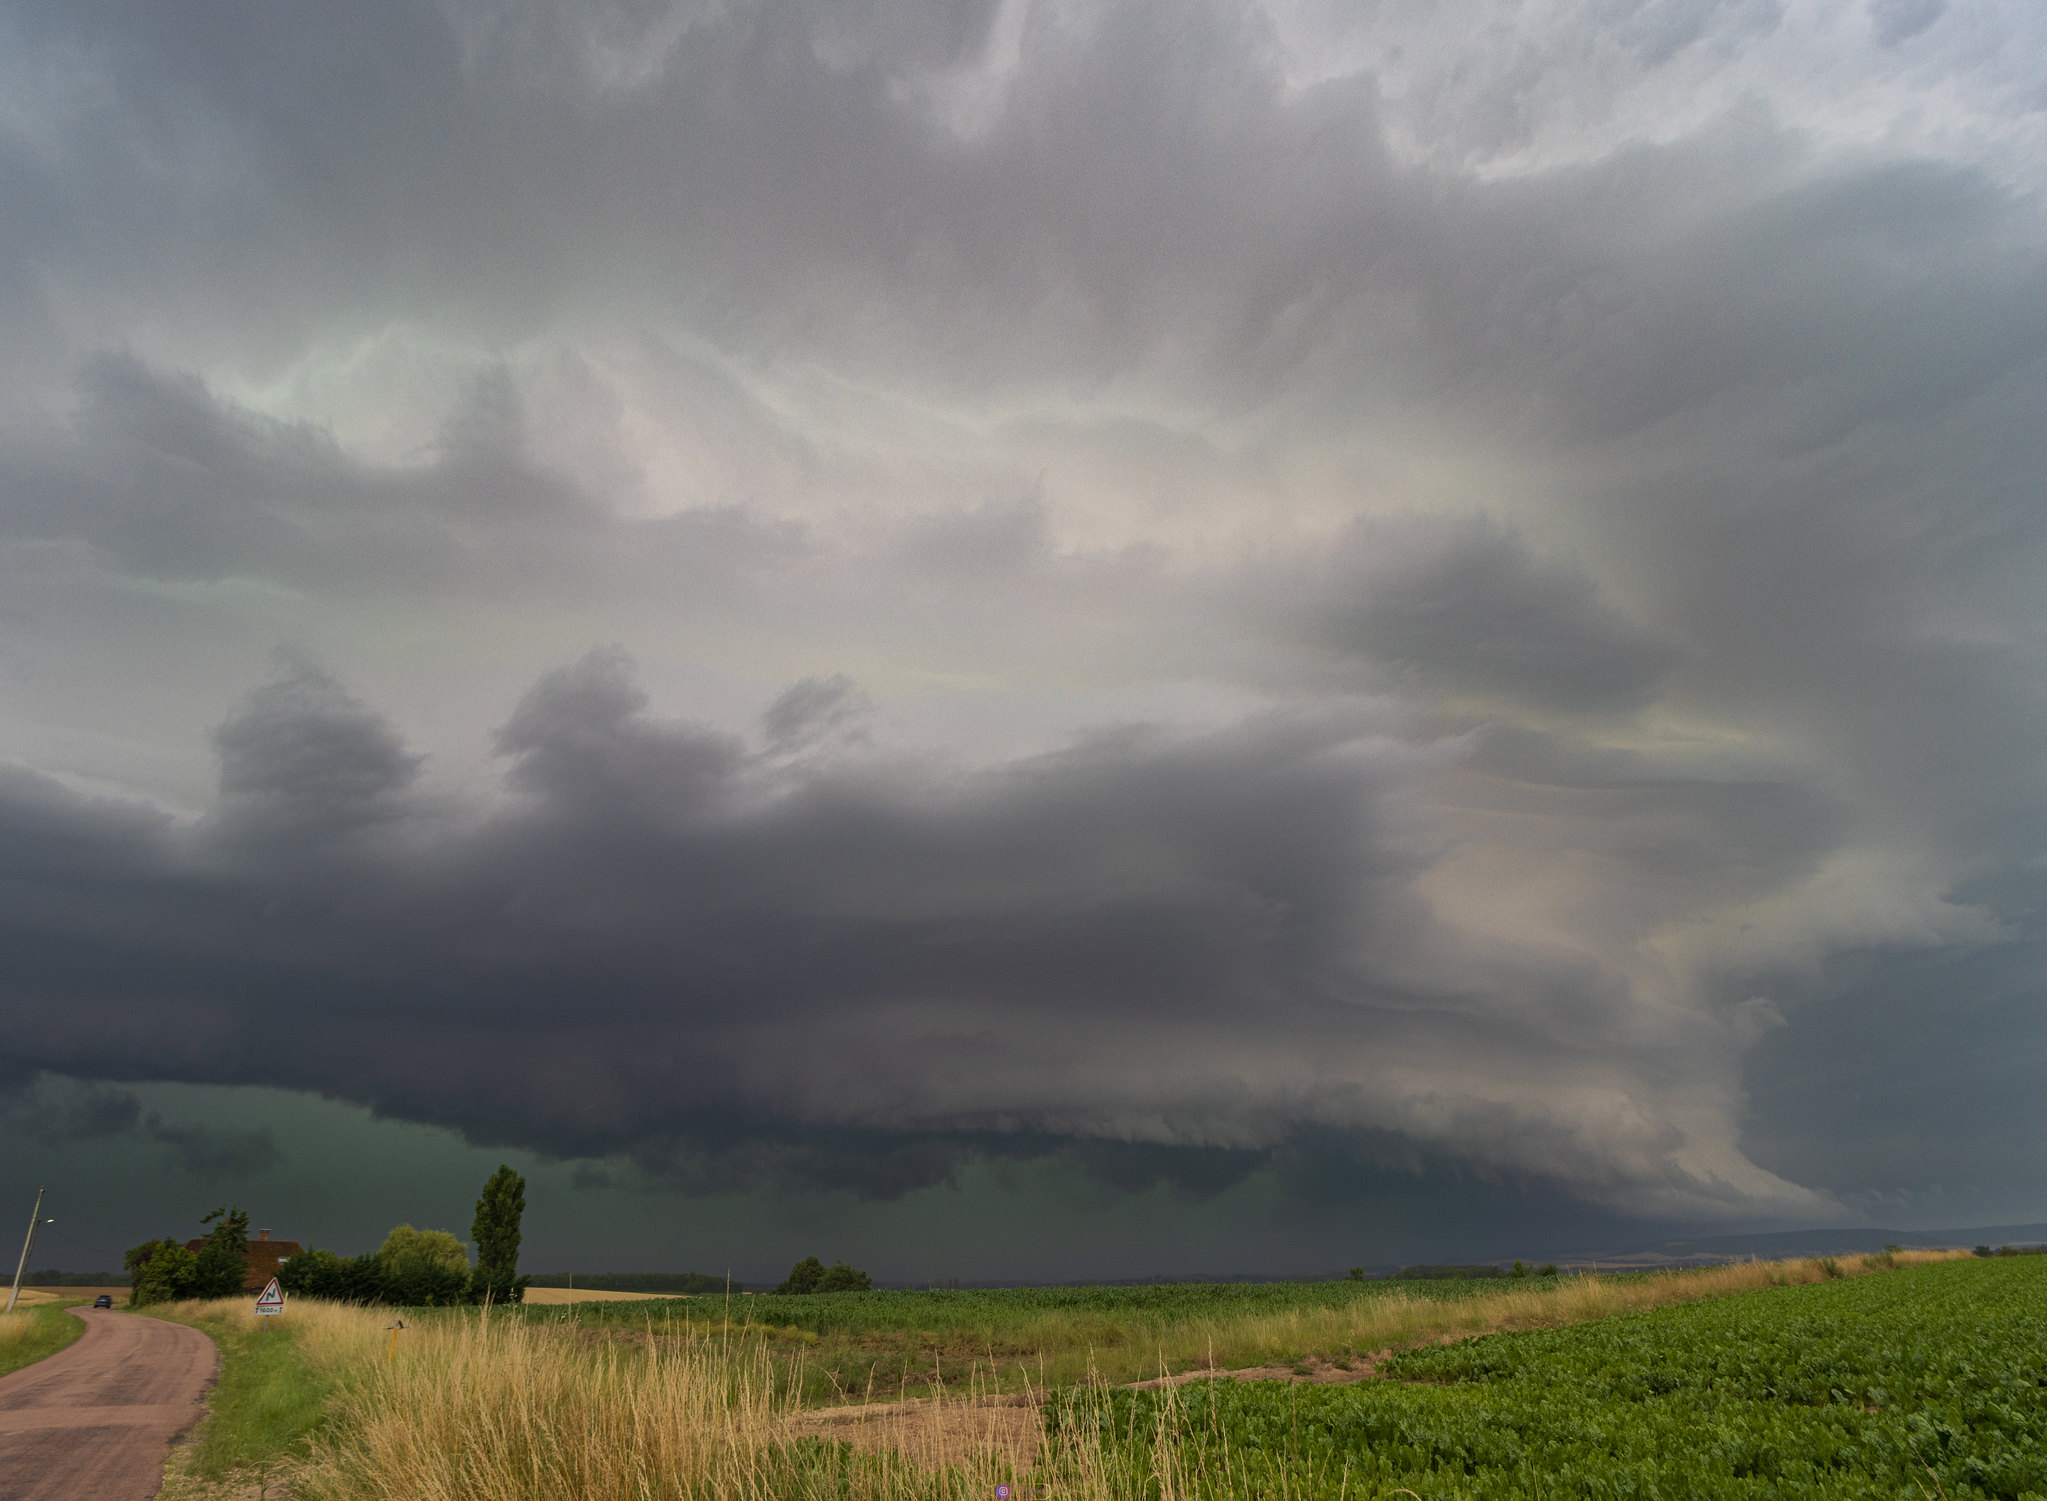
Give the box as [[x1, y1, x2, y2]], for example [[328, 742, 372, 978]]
[[0, 1308, 218, 1500]]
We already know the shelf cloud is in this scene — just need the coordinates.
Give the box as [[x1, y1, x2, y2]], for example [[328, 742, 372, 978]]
[[2, 0, 2045, 1257]]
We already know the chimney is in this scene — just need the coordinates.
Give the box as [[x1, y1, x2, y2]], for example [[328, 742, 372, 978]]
[[258, 1229, 271, 1240]]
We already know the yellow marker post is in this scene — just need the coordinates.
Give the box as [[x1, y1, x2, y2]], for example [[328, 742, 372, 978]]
[[385, 1318, 406, 1364]]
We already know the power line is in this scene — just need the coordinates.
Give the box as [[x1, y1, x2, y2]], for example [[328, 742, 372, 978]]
[[40, 1225, 121, 1260]]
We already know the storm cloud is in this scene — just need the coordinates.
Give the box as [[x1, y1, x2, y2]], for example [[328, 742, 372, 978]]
[[2, 0, 2046, 1259]]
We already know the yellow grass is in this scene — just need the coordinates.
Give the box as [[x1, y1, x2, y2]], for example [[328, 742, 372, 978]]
[[521, 1287, 688, 1306], [16, 1286, 127, 1304], [278, 1304, 1045, 1501]]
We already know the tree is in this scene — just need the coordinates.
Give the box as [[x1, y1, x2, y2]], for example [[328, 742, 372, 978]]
[[471, 1165, 528, 1304], [776, 1256, 825, 1294], [776, 1255, 871, 1294], [193, 1205, 251, 1298], [816, 1261, 872, 1292], [126, 1239, 199, 1306], [376, 1224, 472, 1306]]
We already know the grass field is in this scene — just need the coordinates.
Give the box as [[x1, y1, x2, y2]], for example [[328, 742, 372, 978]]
[[1060, 1253, 2047, 1499], [141, 1249, 2014, 1498], [0, 1301, 88, 1380], [534, 1251, 1965, 1401]]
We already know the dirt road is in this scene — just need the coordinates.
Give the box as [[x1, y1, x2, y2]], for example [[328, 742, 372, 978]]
[[0, 1308, 217, 1500]]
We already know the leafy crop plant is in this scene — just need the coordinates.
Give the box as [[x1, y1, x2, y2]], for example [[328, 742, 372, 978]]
[[1054, 1254, 2047, 1499]]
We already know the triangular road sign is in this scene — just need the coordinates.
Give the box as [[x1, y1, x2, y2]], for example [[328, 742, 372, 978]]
[[255, 1277, 284, 1314]]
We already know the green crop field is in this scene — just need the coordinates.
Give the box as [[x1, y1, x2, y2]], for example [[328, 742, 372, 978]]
[[529, 1274, 1535, 1403], [1053, 1255, 2047, 1499]]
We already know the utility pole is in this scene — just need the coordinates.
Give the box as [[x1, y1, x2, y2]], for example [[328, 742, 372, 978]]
[[6, 1187, 49, 1315]]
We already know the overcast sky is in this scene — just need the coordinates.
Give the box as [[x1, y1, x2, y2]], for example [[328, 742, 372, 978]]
[[2, 0, 2045, 1280]]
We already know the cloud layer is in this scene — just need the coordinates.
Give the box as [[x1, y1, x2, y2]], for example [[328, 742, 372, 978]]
[[2, 0, 2045, 1242]]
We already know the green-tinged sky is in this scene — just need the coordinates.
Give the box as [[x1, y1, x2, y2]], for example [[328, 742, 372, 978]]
[[4, 0, 2047, 1276], [2, 1079, 1666, 1280]]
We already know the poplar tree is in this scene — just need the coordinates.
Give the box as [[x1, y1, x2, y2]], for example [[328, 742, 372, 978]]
[[471, 1164, 528, 1304]]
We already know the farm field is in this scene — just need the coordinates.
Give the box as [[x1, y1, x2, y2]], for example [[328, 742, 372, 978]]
[[1058, 1253, 2047, 1499], [125, 1250, 2026, 1499], [14, 1285, 129, 1305], [535, 1271, 1582, 1401], [535, 1254, 1959, 1401]]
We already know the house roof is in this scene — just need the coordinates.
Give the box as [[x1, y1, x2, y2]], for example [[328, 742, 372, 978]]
[[181, 1231, 305, 1291]]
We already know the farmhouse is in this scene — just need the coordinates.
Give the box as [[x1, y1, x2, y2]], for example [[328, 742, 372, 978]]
[[181, 1227, 302, 1291]]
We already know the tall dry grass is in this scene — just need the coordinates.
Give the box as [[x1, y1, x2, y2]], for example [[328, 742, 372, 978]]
[[0, 1306, 41, 1345], [287, 1306, 1066, 1501]]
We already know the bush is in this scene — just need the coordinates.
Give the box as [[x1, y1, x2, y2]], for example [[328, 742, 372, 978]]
[[275, 1226, 474, 1307]]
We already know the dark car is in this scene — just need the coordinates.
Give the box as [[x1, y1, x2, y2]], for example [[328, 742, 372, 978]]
[[91, 1294, 113, 1308]]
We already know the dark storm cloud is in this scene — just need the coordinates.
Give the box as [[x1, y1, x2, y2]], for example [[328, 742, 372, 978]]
[[761, 675, 873, 753], [0, 652, 1805, 1213], [215, 665, 423, 835], [1284, 517, 1681, 711], [0, 355, 597, 589], [142, 1116, 283, 1180], [0, 1067, 266, 1180], [0, 0, 2044, 1236], [0, 1073, 142, 1146]]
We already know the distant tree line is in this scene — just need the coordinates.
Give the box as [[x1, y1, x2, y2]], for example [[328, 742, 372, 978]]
[[774, 1256, 873, 1294], [125, 1166, 530, 1309], [21, 1269, 125, 1286], [525, 1272, 737, 1294], [1975, 1244, 2047, 1257], [281, 1165, 530, 1307], [280, 1226, 482, 1306]]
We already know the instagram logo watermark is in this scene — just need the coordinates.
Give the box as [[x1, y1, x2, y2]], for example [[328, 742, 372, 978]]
[[994, 1486, 1045, 1499]]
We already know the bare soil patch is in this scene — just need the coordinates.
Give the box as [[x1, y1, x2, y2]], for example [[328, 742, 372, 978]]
[[789, 1394, 1042, 1470], [790, 1356, 1390, 1469]]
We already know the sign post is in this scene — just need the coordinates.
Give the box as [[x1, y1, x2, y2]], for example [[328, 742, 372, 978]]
[[255, 1277, 284, 1326]]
